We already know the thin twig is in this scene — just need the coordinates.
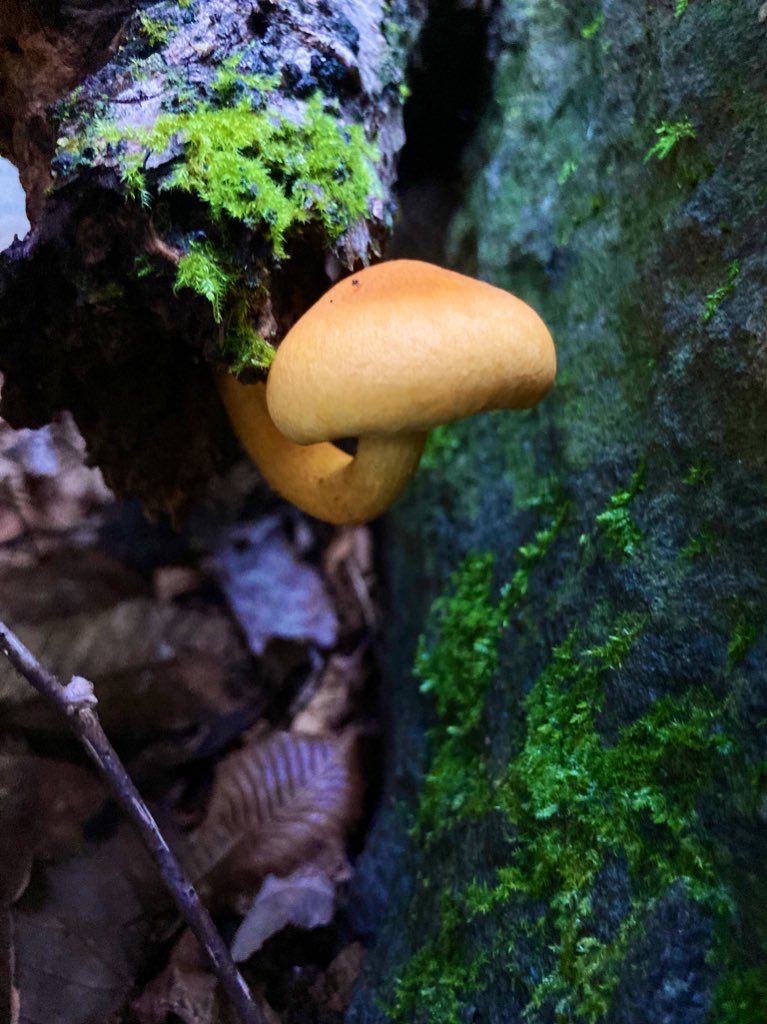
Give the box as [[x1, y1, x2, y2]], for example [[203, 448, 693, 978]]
[[0, 620, 264, 1024]]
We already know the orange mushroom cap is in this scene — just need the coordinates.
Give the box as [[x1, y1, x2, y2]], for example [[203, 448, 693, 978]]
[[218, 259, 556, 525]]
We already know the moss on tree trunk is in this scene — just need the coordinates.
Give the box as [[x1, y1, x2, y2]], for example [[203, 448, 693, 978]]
[[348, 3, 767, 1022]]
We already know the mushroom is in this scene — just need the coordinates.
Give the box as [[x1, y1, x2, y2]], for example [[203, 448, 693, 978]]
[[217, 259, 556, 525]]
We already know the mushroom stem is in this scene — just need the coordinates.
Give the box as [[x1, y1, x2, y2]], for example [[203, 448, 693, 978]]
[[217, 375, 427, 525]]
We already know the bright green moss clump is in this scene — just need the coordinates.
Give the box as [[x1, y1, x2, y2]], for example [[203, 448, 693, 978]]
[[173, 242, 275, 369], [703, 260, 740, 322], [101, 70, 378, 258], [595, 457, 645, 558], [390, 480, 759, 1023], [174, 242, 231, 322], [138, 12, 177, 47], [644, 118, 697, 163], [71, 58, 379, 354], [414, 503, 568, 837], [393, 602, 741, 1024]]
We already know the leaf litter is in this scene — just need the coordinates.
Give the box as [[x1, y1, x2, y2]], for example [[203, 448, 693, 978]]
[[231, 867, 337, 962], [0, 407, 380, 1023]]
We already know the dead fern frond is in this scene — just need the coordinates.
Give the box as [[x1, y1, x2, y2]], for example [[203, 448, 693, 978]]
[[186, 730, 361, 899]]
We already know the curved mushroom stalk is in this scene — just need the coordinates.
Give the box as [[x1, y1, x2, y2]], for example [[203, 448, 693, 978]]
[[217, 374, 427, 525]]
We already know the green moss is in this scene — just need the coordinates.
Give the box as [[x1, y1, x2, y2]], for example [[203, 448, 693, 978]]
[[174, 242, 231, 322], [133, 253, 158, 279], [558, 159, 578, 185], [219, 323, 275, 373], [98, 85, 378, 258], [390, 468, 759, 1022], [388, 889, 485, 1024], [413, 503, 568, 838], [595, 457, 646, 558], [674, 0, 690, 16], [413, 552, 503, 834], [489, 626, 736, 1021], [703, 260, 740, 322], [711, 968, 767, 1024], [420, 425, 461, 471], [138, 12, 177, 47], [643, 118, 697, 163], [393, 607, 743, 1023], [69, 58, 379, 353], [580, 14, 604, 40], [727, 619, 761, 675], [679, 529, 718, 561], [684, 462, 713, 486], [172, 240, 275, 368]]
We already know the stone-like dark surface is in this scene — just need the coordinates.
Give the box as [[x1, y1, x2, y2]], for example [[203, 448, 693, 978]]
[[348, 2, 767, 1021]]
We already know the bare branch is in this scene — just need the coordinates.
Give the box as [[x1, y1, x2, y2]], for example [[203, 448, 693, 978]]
[[0, 619, 264, 1024]]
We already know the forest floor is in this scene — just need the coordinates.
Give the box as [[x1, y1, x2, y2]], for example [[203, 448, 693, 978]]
[[0, 399, 382, 1024]]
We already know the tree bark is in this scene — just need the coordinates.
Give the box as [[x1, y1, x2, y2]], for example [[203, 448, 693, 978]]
[[348, 3, 767, 1022]]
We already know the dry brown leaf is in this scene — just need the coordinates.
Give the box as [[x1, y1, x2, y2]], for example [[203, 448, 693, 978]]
[[14, 824, 158, 1024], [231, 866, 336, 962], [0, 595, 250, 709], [207, 518, 338, 656], [187, 731, 361, 901], [27, 758, 106, 862], [0, 754, 106, 932], [132, 929, 217, 1024], [291, 647, 368, 736], [0, 910, 19, 1024], [322, 527, 376, 633], [133, 929, 281, 1024], [153, 566, 204, 603], [0, 414, 111, 537], [307, 942, 366, 1014], [0, 755, 39, 908], [0, 549, 145, 625]]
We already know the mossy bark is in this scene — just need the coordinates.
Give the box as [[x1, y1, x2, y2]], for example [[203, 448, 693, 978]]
[[0, 0, 424, 514], [348, 3, 767, 1022]]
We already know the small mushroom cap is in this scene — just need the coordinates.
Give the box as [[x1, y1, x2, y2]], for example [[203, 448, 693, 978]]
[[267, 259, 556, 445]]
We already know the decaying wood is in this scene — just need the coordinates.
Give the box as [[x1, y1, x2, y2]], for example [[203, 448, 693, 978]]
[[0, 0, 425, 514]]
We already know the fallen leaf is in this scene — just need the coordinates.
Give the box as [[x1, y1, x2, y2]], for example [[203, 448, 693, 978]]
[[307, 942, 365, 1013], [133, 929, 282, 1024], [187, 731, 361, 901], [0, 754, 105, 908], [14, 824, 159, 1024], [132, 929, 217, 1024], [207, 518, 338, 656], [231, 867, 336, 962], [0, 594, 251, 711], [322, 527, 376, 633], [153, 566, 204, 603], [0, 910, 19, 1024], [25, 757, 106, 862], [0, 755, 39, 908], [0, 414, 111, 537], [0, 549, 145, 626], [291, 647, 368, 736]]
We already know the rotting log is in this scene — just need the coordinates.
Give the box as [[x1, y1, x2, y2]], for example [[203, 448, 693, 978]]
[[0, 0, 425, 515]]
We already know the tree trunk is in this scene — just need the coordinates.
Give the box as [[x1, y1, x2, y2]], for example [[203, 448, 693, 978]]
[[348, 3, 767, 1022], [3, 1, 767, 1022]]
